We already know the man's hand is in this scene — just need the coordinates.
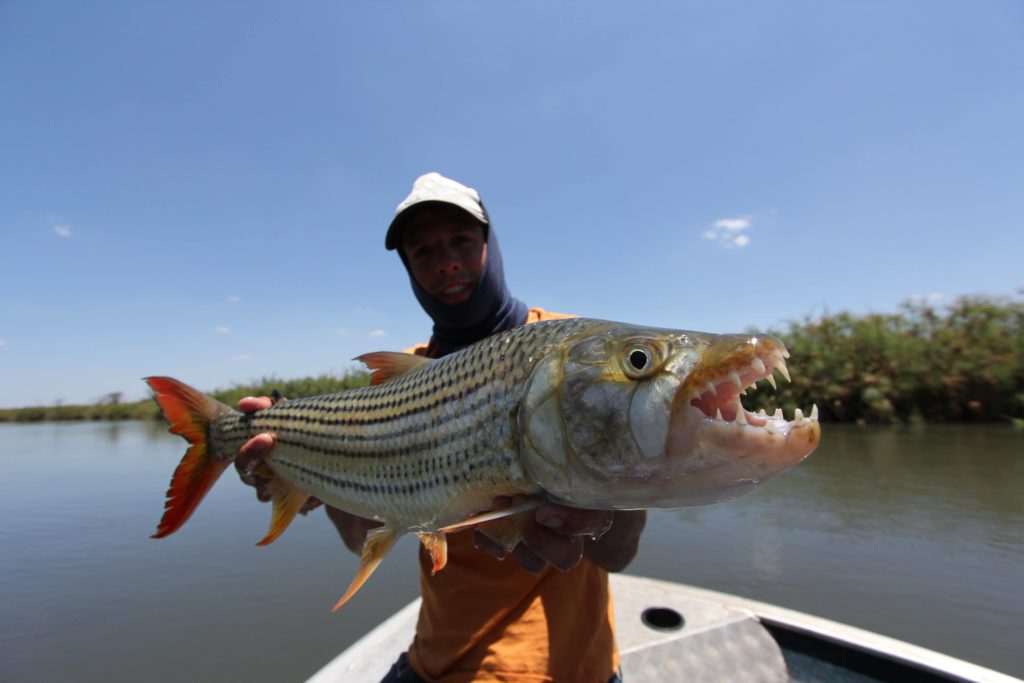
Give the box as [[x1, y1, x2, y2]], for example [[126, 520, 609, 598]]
[[234, 395, 321, 514], [473, 498, 646, 574]]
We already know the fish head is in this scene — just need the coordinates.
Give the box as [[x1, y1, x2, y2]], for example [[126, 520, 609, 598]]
[[518, 323, 820, 509]]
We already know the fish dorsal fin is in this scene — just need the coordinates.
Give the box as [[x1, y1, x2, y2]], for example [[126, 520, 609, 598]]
[[355, 352, 431, 385]]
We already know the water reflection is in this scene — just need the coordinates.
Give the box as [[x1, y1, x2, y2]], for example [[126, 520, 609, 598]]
[[1, 421, 1021, 681]]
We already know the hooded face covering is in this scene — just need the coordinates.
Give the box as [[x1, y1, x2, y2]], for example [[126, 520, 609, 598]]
[[399, 220, 528, 358]]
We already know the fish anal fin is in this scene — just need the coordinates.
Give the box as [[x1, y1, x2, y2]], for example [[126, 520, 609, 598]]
[[416, 531, 449, 575], [332, 525, 401, 611], [354, 352, 430, 385], [256, 476, 310, 546], [438, 498, 542, 534]]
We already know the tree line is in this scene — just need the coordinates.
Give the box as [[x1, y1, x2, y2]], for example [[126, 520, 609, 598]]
[[2, 293, 1021, 425]]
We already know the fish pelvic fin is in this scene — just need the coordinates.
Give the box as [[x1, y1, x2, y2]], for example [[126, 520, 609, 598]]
[[256, 477, 310, 546], [416, 531, 449, 575], [332, 526, 401, 611], [355, 352, 430, 385], [145, 376, 236, 539], [437, 499, 542, 534]]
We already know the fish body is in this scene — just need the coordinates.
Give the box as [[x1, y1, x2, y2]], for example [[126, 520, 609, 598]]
[[147, 318, 820, 608]]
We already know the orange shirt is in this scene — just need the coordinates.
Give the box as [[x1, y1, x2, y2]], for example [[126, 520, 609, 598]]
[[405, 307, 618, 683]]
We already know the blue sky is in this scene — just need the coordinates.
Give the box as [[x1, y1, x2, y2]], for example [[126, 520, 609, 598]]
[[2, 2, 1022, 408]]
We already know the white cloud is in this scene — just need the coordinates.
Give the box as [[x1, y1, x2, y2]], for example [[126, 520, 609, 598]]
[[704, 216, 752, 248], [370, 329, 388, 337], [235, 354, 254, 361], [0, 340, 7, 348], [227, 295, 241, 303], [713, 217, 751, 231], [54, 224, 72, 238], [215, 325, 231, 334], [910, 293, 943, 303]]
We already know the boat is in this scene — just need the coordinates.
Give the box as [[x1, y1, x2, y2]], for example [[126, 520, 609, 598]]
[[307, 574, 1020, 682]]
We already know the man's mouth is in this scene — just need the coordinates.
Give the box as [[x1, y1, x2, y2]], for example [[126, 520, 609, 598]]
[[435, 280, 474, 300]]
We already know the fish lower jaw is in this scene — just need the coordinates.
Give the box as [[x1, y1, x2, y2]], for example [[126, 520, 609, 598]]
[[686, 403, 819, 434]]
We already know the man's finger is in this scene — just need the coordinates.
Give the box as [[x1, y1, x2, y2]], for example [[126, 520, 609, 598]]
[[521, 523, 585, 572], [511, 543, 548, 574], [300, 497, 323, 515], [237, 433, 276, 465], [239, 396, 274, 414], [535, 504, 613, 540], [473, 529, 510, 560]]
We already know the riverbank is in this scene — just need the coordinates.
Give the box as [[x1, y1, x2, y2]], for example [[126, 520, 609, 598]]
[[3, 294, 1021, 424], [0, 372, 370, 423]]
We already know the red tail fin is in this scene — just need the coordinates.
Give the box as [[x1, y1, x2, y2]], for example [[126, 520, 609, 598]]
[[146, 376, 235, 539]]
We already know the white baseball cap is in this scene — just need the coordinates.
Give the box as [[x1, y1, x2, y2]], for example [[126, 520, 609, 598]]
[[385, 172, 490, 250]]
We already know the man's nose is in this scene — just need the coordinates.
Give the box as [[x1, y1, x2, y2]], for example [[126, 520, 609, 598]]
[[435, 246, 461, 273]]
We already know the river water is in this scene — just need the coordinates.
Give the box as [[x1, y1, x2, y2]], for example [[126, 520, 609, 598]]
[[1, 421, 1021, 681]]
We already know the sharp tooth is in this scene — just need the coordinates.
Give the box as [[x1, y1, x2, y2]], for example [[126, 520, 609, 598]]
[[715, 408, 724, 422], [773, 407, 782, 419], [777, 362, 791, 383], [706, 382, 718, 397], [758, 409, 767, 416], [795, 408, 804, 420], [811, 404, 819, 420], [782, 348, 791, 359], [740, 388, 747, 396], [736, 407, 747, 425], [730, 371, 743, 388], [765, 374, 777, 390], [751, 357, 766, 374]]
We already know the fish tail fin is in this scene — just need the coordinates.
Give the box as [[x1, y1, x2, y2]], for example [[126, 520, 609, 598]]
[[145, 376, 237, 539], [332, 526, 401, 611]]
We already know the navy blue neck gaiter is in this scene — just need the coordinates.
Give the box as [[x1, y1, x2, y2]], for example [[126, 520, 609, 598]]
[[401, 227, 528, 358]]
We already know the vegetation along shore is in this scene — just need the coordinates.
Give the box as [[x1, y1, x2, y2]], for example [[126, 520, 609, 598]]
[[3, 294, 1021, 425]]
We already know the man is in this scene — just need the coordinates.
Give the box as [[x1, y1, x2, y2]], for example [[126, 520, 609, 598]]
[[236, 172, 646, 682]]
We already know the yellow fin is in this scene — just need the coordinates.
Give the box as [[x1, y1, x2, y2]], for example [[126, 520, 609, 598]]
[[438, 499, 542, 534], [354, 352, 430, 385], [256, 476, 310, 546], [332, 525, 401, 611], [416, 531, 449, 575]]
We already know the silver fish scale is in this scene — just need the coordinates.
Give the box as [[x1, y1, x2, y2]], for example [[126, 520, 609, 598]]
[[210, 318, 594, 530]]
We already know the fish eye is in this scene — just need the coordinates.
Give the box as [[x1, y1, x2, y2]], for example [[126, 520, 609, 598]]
[[621, 340, 664, 379]]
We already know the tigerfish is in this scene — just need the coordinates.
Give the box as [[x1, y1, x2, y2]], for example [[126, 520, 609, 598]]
[[147, 318, 820, 609]]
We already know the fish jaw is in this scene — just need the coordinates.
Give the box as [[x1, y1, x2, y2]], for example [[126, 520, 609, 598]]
[[657, 334, 820, 506], [522, 330, 820, 510]]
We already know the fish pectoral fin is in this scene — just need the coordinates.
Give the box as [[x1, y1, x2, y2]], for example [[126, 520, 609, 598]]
[[438, 498, 543, 534], [256, 477, 310, 546], [332, 525, 401, 612], [416, 531, 449, 575], [354, 352, 431, 385], [476, 512, 534, 553]]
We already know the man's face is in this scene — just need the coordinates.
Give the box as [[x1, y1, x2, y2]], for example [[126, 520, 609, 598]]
[[401, 206, 488, 306]]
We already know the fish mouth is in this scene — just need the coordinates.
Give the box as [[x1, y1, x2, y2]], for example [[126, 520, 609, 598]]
[[685, 336, 817, 430], [667, 334, 820, 474]]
